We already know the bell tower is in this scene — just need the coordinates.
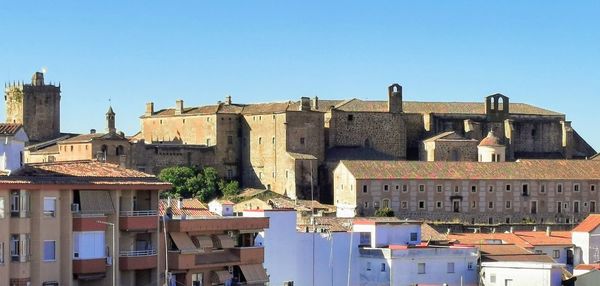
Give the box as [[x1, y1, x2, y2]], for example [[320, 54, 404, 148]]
[[106, 106, 116, 134]]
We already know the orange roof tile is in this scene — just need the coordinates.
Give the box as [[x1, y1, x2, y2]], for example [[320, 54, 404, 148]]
[[339, 159, 600, 180], [575, 264, 600, 270], [513, 231, 572, 246], [447, 233, 531, 248], [159, 198, 214, 217], [572, 214, 600, 232], [0, 123, 23, 135]]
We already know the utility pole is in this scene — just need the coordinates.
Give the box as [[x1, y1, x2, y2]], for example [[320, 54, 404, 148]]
[[97, 221, 116, 286]]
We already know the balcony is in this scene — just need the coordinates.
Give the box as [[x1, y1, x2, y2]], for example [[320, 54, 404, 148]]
[[119, 210, 158, 231], [166, 217, 269, 233], [119, 249, 158, 270], [73, 258, 108, 274], [168, 247, 264, 270], [73, 214, 108, 232]]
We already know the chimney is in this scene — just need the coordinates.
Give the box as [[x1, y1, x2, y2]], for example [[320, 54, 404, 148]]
[[300, 97, 311, 111], [175, 100, 184, 115], [387, 83, 403, 113], [145, 102, 154, 116], [546, 226, 552, 236], [225, 95, 232, 105], [90, 129, 96, 134], [311, 96, 319, 110]]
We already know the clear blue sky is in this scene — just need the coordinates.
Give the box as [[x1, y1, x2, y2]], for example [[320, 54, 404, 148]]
[[1, 1, 599, 151]]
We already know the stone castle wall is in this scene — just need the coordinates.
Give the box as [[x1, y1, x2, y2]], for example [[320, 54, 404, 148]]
[[5, 84, 60, 142]]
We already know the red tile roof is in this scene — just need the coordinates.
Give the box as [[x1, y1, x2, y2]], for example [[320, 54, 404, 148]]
[[339, 159, 600, 180], [513, 231, 572, 246], [2, 160, 170, 188], [575, 264, 600, 270], [0, 123, 22, 135], [159, 198, 214, 217], [479, 131, 503, 147], [477, 244, 557, 263], [572, 214, 600, 232]]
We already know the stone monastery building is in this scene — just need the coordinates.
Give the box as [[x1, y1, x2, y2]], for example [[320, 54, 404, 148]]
[[6, 72, 597, 203]]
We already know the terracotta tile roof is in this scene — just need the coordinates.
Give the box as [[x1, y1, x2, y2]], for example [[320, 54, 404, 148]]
[[332, 99, 562, 116], [479, 131, 503, 147], [423, 131, 476, 143], [61, 132, 126, 143], [572, 214, 600, 232], [241, 102, 296, 114], [0, 123, 23, 135], [513, 231, 573, 246], [339, 159, 600, 181], [447, 233, 530, 248], [267, 198, 335, 212], [575, 264, 600, 270], [159, 198, 214, 217], [154, 105, 220, 116], [3, 160, 170, 187], [421, 223, 449, 242], [477, 244, 557, 263]]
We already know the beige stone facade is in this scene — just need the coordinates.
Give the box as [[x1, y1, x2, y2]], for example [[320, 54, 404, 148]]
[[334, 160, 600, 224]]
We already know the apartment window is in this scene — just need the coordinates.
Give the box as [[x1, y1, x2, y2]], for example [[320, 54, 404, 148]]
[[43, 241, 56, 261], [418, 201, 425, 209], [362, 185, 368, 193], [73, 231, 105, 259], [488, 186, 494, 192], [418, 263, 426, 274], [10, 190, 28, 218], [401, 201, 408, 209], [383, 185, 389, 192], [471, 185, 477, 193], [10, 234, 30, 262], [505, 201, 511, 209], [522, 184, 529, 196], [447, 262, 455, 273], [553, 250, 560, 259], [402, 185, 408, 192], [436, 201, 443, 208], [505, 184, 511, 191], [300, 137, 305, 145], [574, 201, 580, 213], [380, 263, 386, 272], [192, 273, 203, 286], [227, 136, 233, 144], [419, 185, 425, 192], [557, 184, 563, 193], [488, 201, 494, 209], [43, 197, 56, 217], [437, 185, 443, 193], [382, 199, 390, 209], [410, 232, 418, 242], [0, 242, 4, 264], [366, 261, 372, 271], [574, 184, 580, 192]]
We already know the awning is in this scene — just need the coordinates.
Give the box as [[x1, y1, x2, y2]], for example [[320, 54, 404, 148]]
[[79, 190, 115, 214], [211, 270, 233, 284], [213, 234, 236, 249], [239, 264, 269, 284], [169, 233, 201, 254], [193, 235, 213, 249]]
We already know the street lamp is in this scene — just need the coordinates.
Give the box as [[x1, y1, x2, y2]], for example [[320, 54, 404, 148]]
[[97, 220, 116, 286]]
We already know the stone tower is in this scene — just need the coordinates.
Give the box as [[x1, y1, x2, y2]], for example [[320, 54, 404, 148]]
[[4, 72, 61, 142], [106, 106, 116, 134], [387, 83, 403, 113]]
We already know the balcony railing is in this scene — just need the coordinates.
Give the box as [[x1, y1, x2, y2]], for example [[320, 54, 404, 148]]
[[120, 210, 158, 217], [119, 249, 157, 257]]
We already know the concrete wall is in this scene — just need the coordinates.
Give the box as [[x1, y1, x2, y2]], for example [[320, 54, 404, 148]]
[[481, 262, 563, 286]]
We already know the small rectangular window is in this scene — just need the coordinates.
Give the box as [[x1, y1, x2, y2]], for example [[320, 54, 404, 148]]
[[43, 197, 56, 217], [471, 201, 476, 208], [436, 201, 442, 208], [383, 185, 389, 192], [364, 202, 369, 208], [591, 185, 596, 192], [447, 262, 455, 273], [454, 186, 459, 193], [505, 201, 511, 209], [437, 185, 443, 192], [401, 201, 408, 209], [574, 184, 580, 192], [419, 185, 425, 192], [418, 201, 425, 209], [557, 184, 563, 193], [418, 263, 426, 274], [362, 185, 368, 193], [467, 262, 474, 270], [380, 263, 386, 272], [300, 137, 305, 145], [488, 186, 494, 192], [505, 184, 511, 191], [43, 241, 56, 261], [410, 232, 418, 241], [402, 185, 408, 192], [471, 185, 477, 193], [540, 184, 546, 193], [553, 250, 560, 259], [488, 201, 494, 209], [522, 184, 529, 196]]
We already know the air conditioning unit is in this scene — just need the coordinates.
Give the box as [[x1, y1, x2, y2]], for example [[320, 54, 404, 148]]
[[71, 203, 80, 213]]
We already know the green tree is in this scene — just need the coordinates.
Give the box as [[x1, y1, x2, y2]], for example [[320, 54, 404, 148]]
[[158, 166, 197, 198], [374, 208, 395, 217], [219, 180, 240, 198]]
